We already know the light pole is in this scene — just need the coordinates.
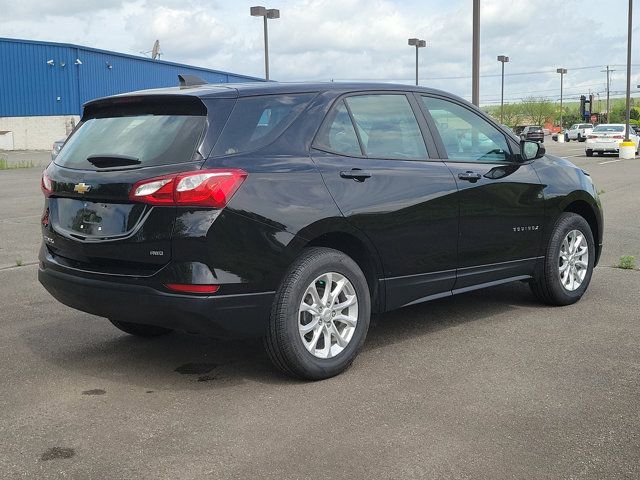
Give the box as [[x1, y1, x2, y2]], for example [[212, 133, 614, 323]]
[[408, 38, 426, 86], [557, 68, 567, 130], [497, 55, 509, 123], [472, 0, 480, 106], [250, 6, 280, 80], [623, 0, 633, 142]]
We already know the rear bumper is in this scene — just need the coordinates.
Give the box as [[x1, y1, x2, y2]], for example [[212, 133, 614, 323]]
[[586, 142, 623, 152], [38, 262, 274, 339]]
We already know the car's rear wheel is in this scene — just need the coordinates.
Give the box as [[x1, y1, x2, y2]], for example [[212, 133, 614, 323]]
[[108, 319, 173, 337], [530, 213, 595, 306], [586, 149, 593, 157], [264, 247, 371, 380]]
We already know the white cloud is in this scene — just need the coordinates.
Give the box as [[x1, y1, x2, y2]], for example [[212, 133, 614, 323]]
[[1, 0, 638, 104]]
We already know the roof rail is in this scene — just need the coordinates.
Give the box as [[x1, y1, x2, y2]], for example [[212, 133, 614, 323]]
[[178, 74, 207, 88]]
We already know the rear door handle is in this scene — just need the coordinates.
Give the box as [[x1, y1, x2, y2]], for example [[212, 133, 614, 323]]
[[340, 169, 372, 182], [458, 171, 482, 183]]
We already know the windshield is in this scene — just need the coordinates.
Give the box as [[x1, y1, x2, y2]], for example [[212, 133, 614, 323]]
[[593, 125, 624, 133], [55, 114, 207, 170]]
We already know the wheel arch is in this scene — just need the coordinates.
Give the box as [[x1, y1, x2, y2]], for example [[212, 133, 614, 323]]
[[302, 230, 385, 313], [562, 198, 602, 266]]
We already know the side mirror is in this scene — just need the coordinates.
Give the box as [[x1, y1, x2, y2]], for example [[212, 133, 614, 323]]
[[520, 140, 545, 161]]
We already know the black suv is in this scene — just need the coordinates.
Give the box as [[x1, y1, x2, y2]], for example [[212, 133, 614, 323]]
[[39, 81, 603, 380]]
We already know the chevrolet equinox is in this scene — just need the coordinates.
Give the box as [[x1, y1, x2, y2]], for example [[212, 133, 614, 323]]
[[38, 81, 603, 380]]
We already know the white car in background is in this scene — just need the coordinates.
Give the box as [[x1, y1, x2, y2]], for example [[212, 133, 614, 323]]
[[565, 123, 593, 142], [585, 124, 639, 157]]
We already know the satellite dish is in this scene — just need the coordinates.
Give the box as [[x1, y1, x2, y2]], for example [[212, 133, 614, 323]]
[[151, 40, 161, 60]]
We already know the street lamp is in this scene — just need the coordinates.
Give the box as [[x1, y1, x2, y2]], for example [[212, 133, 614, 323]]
[[408, 38, 426, 86], [250, 6, 280, 80], [472, 0, 480, 106], [497, 55, 509, 123], [557, 68, 567, 130]]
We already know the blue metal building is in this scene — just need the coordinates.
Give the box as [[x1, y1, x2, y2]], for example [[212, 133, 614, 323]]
[[0, 37, 263, 117]]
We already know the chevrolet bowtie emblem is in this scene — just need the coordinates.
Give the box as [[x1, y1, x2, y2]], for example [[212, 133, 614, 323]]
[[73, 182, 91, 194]]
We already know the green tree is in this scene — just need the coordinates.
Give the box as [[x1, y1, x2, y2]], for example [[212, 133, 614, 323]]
[[521, 97, 555, 126]]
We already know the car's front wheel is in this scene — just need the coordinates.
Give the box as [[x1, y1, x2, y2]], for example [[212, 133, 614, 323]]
[[108, 319, 173, 337], [530, 213, 595, 306], [264, 247, 371, 380], [586, 149, 593, 157]]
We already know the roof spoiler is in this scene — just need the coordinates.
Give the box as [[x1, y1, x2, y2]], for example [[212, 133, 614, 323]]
[[178, 74, 207, 88]]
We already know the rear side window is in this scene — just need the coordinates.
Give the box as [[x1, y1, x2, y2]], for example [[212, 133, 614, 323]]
[[55, 115, 206, 170], [344, 94, 428, 160], [213, 94, 315, 156], [314, 100, 362, 156]]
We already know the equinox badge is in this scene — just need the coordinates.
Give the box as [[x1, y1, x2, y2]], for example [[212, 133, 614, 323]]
[[73, 182, 91, 194]]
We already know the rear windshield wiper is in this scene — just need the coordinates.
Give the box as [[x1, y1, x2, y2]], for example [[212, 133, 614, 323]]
[[86, 154, 141, 168]]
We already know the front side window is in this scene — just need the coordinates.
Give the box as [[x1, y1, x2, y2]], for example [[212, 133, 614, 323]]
[[422, 96, 511, 163], [314, 100, 362, 156], [344, 94, 428, 160]]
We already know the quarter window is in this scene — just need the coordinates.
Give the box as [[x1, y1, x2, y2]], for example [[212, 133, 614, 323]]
[[422, 96, 511, 163], [344, 94, 428, 160]]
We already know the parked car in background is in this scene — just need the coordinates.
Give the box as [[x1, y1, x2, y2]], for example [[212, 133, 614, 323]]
[[38, 81, 603, 380], [517, 125, 544, 143], [51, 138, 66, 161], [585, 124, 639, 157], [565, 123, 594, 142]]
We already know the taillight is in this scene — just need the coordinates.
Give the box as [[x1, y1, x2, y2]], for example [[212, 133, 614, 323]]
[[129, 169, 247, 207], [165, 283, 220, 294], [41, 171, 53, 197], [613, 135, 624, 139], [587, 135, 597, 139]]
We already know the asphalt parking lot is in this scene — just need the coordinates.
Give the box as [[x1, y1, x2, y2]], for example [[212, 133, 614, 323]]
[[1, 143, 639, 479]]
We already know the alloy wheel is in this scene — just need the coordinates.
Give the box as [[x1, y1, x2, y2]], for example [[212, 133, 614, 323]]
[[298, 272, 358, 359], [558, 229, 589, 291]]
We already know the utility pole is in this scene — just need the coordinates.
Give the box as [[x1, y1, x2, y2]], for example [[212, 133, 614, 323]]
[[624, 0, 633, 142], [602, 65, 615, 123], [472, 0, 480, 106], [557, 68, 567, 130]]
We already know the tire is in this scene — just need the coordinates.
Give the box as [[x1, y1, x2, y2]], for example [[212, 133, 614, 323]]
[[530, 213, 595, 306], [264, 247, 371, 380], [108, 319, 173, 337], [586, 149, 593, 157], [565, 136, 570, 142]]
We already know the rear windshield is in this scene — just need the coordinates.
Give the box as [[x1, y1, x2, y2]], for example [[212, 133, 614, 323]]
[[593, 125, 624, 133], [579, 124, 593, 129], [212, 93, 315, 156], [56, 114, 206, 170], [529, 126, 542, 132]]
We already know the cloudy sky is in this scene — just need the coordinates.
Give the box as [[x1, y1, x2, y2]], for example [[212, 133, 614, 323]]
[[1, 0, 638, 105]]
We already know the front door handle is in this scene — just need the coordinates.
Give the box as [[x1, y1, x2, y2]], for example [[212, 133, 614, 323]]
[[458, 171, 482, 183], [340, 169, 372, 182]]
